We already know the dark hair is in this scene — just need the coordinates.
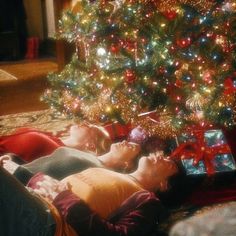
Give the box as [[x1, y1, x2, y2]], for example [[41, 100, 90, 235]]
[[141, 136, 167, 155], [157, 161, 204, 208], [157, 162, 236, 208]]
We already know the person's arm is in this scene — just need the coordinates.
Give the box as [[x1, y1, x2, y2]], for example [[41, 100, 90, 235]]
[[13, 165, 34, 185], [53, 190, 167, 236], [0, 155, 34, 185], [21, 147, 102, 180]]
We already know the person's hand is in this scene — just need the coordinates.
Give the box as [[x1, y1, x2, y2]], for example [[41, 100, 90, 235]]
[[0, 155, 19, 174], [33, 175, 71, 202], [0, 154, 12, 165]]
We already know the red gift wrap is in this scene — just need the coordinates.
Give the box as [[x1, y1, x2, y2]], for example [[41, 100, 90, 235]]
[[170, 124, 233, 176]]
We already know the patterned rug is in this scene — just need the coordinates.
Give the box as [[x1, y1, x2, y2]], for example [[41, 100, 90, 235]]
[[0, 109, 75, 137]]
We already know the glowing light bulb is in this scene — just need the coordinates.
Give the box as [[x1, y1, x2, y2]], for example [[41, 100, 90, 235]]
[[97, 47, 106, 56]]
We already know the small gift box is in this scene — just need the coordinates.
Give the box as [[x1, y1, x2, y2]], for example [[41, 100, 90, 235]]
[[171, 129, 236, 176], [104, 122, 131, 141]]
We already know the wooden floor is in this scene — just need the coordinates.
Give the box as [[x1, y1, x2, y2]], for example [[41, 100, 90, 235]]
[[0, 59, 58, 116]]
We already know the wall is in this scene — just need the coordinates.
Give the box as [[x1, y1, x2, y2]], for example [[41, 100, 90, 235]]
[[23, 0, 45, 39], [45, 0, 56, 38]]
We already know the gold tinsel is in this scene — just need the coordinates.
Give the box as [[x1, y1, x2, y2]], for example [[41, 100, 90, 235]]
[[185, 92, 209, 124], [186, 92, 208, 112], [81, 89, 112, 122], [81, 89, 141, 123], [132, 109, 178, 139], [153, 0, 216, 13], [112, 91, 141, 123]]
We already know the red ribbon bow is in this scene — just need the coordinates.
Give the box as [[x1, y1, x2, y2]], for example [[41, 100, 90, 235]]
[[170, 126, 231, 175]]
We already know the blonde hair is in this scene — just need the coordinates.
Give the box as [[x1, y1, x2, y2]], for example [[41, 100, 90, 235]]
[[88, 124, 112, 155]]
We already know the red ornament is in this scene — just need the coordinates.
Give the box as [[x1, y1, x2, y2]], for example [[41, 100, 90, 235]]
[[125, 69, 136, 83], [162, 10, 178, 20], [176, 37, 191, 48], [157, 66, 165, 75], [120, 39, 136, 52], [174, 79, 183, 88], [224, 76, 236, 94], [166, 84, 181, 98], [110, 44, 120, 54], [124, 40, 135, 52]]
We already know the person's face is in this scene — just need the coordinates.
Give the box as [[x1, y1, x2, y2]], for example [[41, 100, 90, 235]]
[[138, 152, 178, 191], [110, 140, 141, 170]]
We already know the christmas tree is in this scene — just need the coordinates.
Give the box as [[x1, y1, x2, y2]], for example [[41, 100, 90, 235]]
[[42, 0, 236, 139]]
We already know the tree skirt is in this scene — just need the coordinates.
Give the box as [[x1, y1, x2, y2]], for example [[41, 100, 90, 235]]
[[0, 109, 74, 137]]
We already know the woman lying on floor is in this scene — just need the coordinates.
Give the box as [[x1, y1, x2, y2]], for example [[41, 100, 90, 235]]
[[0, 140, 141, 184], [0, 151, 178, 236], [0, 122, 112, 162]]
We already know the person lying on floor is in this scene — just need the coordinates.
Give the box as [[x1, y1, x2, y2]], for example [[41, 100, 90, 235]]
[[0, 152, 178, 236], [0, 140, 141, 184], [0, 122, 112, 162]]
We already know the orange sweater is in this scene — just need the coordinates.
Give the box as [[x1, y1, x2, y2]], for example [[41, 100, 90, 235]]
[[61, 168, 143, 219], [33, 168, 143, 235]]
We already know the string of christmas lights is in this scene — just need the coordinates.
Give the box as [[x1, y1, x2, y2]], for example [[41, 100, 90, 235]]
[[42, 0, 236, 139]]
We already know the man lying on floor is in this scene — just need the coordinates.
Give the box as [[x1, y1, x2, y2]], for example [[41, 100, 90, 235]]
[[0, 152, 178, 236]]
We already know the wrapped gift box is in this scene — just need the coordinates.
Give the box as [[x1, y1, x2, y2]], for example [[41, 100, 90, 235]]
[[174, 129, 236, 175]]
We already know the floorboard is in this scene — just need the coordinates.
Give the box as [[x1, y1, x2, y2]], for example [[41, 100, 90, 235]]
[[0, 59, 58, 116]]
